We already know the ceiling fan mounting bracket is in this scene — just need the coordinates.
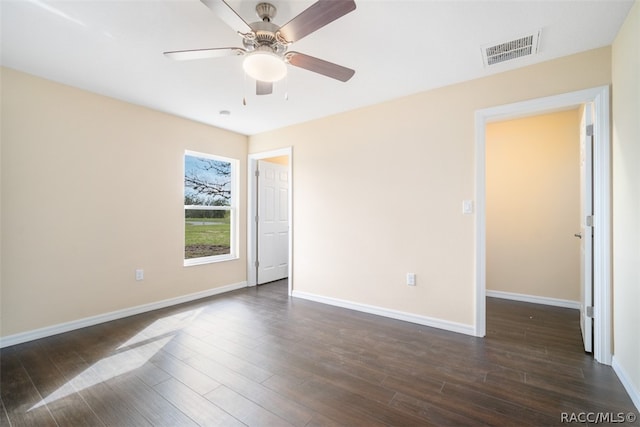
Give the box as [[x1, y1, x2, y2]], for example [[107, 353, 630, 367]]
[[255, 2, 277, 22]]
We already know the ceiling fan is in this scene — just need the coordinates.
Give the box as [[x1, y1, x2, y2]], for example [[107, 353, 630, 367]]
[[164, 0, 356, 96]]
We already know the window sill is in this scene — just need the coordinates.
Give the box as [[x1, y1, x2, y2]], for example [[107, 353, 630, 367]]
[[184, 254, 238, 267]]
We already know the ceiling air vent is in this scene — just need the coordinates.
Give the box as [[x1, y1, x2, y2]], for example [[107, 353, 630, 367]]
[[481, 29, 541, 67]]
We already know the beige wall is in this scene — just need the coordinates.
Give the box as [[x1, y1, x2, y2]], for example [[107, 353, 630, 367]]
[[0, 68, 248, 337], [0, 47, 615, 339], [612, 0, 640, 407], [250, 47, 611, 327], [486, 110, 581, 301]]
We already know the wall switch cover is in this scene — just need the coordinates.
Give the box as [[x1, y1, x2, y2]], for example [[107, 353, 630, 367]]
[[462, 200, 474, 214]]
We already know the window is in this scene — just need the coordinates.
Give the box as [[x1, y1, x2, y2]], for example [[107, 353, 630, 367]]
[[184, 151, 238, 266]]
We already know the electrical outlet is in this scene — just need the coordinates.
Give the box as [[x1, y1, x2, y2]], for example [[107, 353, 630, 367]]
[[406, 273, 416, 286], [135, 269, 144, 281]]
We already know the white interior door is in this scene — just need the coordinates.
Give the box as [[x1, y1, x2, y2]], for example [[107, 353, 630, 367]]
[[579, 103, 594, 353], [257, 160, 289, 284]]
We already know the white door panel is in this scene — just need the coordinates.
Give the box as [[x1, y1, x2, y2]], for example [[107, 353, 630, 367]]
[[257, 160, 289, 284]]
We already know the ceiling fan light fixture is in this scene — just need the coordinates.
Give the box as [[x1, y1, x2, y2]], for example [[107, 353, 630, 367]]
[[243, 50, 287, 82]]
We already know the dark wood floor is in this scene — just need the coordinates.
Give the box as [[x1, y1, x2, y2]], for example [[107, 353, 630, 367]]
[[1, 280, 637, 426]]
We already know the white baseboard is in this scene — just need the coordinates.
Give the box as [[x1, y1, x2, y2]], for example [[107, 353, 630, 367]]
[[292, 290, 475, 336], [0, 281, 247, 348], [612, 356, 640, 412], [486, 290, 580, 309]]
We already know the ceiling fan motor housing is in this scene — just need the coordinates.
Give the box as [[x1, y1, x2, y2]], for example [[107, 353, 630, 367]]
[[244, 20, 287, 55]]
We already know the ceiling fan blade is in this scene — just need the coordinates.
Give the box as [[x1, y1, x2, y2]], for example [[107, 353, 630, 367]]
[[256, 80, 273, 96], [278, 0, 356, 43], [287, 52, 355, 82], [164, 47, 245, 61], [200, 0, 252, 34]]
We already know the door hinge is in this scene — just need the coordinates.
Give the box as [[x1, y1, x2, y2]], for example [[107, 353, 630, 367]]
[[255, 215, 259, 223], [586, 306, 594, 318], [586, 124, 594, 137], [586, 215, 594, 227], [255, 170, 260, 177], [255, 260, 259, 268]]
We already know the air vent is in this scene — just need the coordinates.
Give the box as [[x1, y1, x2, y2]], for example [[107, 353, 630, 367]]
[[481, 29, 541, 67]]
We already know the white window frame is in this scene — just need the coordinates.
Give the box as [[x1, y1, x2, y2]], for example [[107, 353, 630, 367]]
[[184, 150, 238, 266]]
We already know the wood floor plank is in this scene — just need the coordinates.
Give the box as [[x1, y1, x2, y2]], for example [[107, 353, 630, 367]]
[[151, 350, 221, 395], [0, 397, 10, 427], [0, 347, 58, 427], [175, 334, 273, 383], [388, 391, 486, 426], [184, 353, 316, 426], [15, 341, 105, 427], [160, 338, 200, 361], [302, 413, 345, 427], [441, 381, 558, 426], [132, 361, 173, 388], [253, 338, 397, 405], [1, 281, 637, 426], [35, 337, 154, 427], [106, 376, 199, 427], [254, 333, 390, 386], [153, 378, 243, 426], [201, 335, 313, 384], [262, 374, 389, 427], [205, 385, 294, 427]]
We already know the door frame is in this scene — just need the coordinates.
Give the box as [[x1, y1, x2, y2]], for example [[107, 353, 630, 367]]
[[247, 147, 293, 295], [474, 86, 611, 365]]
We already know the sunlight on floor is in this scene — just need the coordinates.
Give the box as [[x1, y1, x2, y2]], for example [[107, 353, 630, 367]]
[[29, 308, 202, 411]]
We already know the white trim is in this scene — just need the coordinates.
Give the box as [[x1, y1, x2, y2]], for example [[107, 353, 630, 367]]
[[612, 356, 640, 412], [184, 205, 230, 211], [184, 253, 238, 267], [475, 85, 612, 364], [474, 114, 487, 338], [247, 147, 293, 295], [292, 290, 475, 336], [486, 290, 580, 309], [183, 151, 239, 265], [0, 281, 247, 348], [591, 87, 612, 365]]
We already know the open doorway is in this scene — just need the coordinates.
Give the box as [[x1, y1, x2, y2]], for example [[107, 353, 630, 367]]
[[485, 108, 592, 352], [474, 86, 611, 365], [485, 108, 583, 311], [248, 148, 293, 295]]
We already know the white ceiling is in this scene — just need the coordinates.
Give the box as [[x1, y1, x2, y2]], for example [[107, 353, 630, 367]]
[[1, 0, 634, 135]]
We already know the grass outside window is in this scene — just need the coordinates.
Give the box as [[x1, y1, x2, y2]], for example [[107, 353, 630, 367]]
[[184, 212, 231, 259]]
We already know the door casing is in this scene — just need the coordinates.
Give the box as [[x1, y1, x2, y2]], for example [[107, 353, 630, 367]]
[[579, 104, 594, 354], [474, 86, 611, 364]]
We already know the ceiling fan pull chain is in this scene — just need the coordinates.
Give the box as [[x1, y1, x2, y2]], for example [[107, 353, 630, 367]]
[[242, 71, 248, 106], [284, 73, 289, 101]]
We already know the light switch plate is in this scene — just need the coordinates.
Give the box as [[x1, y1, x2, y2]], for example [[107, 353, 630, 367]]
[[462, 200, 474, 214]]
